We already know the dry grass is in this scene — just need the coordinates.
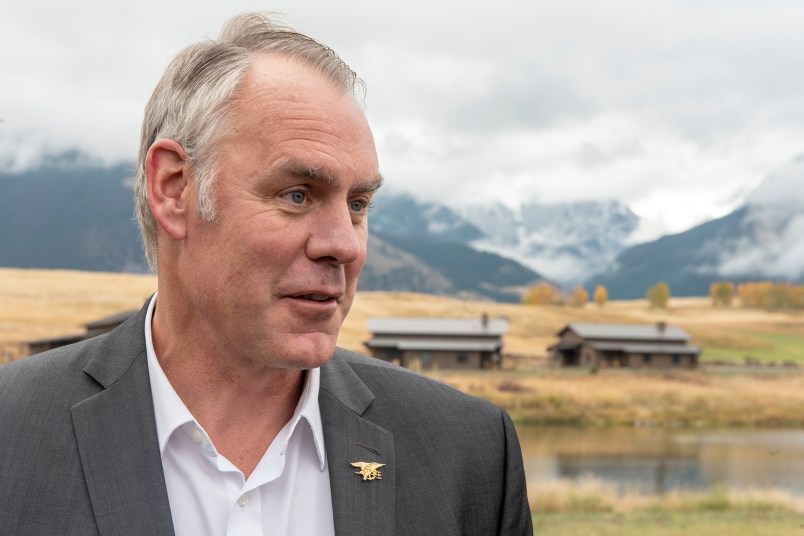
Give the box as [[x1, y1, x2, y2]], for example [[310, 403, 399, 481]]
[[0, 268, 156, 360], [532, 474, 804, 536], [528, 478, 803, 514], [430, 369, 804, 426], [3, 268, 802, 363]]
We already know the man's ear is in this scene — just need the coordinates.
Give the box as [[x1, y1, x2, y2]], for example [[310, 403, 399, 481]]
[[145, 139, 190, 241]]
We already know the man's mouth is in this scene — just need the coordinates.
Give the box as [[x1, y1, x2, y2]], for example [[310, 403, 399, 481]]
[[297, 293, 333, 302]]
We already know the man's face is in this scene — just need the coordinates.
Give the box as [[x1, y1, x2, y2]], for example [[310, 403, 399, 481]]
[[177, 55, 380, 371]]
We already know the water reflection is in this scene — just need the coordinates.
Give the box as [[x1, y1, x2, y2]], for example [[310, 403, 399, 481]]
[[517, 426, 804, 495]]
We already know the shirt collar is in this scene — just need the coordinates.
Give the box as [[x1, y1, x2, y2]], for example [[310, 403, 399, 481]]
[[144, 294, 328, 471], [291, 360, 328, 471]]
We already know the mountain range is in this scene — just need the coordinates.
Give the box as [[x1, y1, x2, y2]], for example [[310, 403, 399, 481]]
[[0, 153, 545, 302], [587, 158, 804, 298], [0, 152, 146, 273], [2, 152, 802, 300], [453, 198, 640, 285]]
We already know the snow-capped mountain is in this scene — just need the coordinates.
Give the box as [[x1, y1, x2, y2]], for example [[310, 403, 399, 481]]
[[454, 199, 640, 286], [713, 158, 804, 282], [370, 190, 643, 288], [370, 191, 484, 243], [5, 152, 802, 302], [0, 160, 546, 302], [586, 156, 804, 298], [366, 191, 548, 301]]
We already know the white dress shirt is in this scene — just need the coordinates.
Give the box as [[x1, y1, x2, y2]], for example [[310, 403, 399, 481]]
[[144, 295, 335, 536]]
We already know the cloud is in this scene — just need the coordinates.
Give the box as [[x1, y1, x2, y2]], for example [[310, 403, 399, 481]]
[[746, 154, 804, 206], [716, 212, 804, 280], [713, 159, 804, 280], [5, 0, 804, 234]]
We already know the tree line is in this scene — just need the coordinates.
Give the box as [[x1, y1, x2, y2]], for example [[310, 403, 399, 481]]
[[521, 279, 804, 310], [712, 281, 804, 309], [520, 281, 669, 308]]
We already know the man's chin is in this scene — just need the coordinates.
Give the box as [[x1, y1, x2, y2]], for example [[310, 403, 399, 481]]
[[271, 333, 337, 370]]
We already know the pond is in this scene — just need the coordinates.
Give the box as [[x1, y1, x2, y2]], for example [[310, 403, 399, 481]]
[[516, 425, 804, 496]]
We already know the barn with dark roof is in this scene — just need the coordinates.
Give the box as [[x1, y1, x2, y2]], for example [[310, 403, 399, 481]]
[[365, 315, 508, 370], [549, 322, 700, 368]]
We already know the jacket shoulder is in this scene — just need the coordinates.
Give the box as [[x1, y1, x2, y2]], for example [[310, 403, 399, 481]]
[[0, 300, 149, 402], [0, 337, 104, 403]]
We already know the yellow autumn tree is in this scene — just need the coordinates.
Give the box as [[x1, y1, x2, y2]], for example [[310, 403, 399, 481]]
[[710, 281, 734, 307], [570, 286, 589, 308], [593, 285, 608, 307], [521, 282, 558, 305], [737, 281, 804, 309], [646, 281, 670, 309]]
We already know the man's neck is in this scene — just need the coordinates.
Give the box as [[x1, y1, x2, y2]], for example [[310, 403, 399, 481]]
[[151, 295, 305, 478]]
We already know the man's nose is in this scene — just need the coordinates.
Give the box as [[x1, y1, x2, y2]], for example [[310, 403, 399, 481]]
[[305, 204, 363, 265]]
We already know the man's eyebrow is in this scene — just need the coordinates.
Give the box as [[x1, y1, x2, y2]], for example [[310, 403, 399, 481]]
[[354, 173, 384, 195], [275, 161, 384, 194], [284, 163, 336, 184]]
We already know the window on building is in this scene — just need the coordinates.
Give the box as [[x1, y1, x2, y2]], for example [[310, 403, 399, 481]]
[[420, 351, 431, 366], [672, 354, 680, 364], [643, 354, 652, 364], [457, 352, 468, 364]]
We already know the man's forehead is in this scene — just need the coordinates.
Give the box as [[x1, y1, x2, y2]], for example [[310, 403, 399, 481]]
[[231, 54, 373, 142], [242, 53, 351, 103], [225, 54, 380, 192]]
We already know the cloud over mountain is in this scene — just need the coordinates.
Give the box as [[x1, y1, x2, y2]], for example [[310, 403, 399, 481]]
[[713, 156, 804, 280]]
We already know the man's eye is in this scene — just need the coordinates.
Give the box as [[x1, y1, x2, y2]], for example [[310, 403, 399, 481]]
[[285, 191, 306, 204], [350, 199, 368, 213]]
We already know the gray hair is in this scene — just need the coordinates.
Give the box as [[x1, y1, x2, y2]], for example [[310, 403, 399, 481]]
[[134, 12, 364, 271]]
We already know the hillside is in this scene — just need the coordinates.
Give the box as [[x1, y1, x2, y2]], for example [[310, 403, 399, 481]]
[[4, 153, 804, 302], [586, 204, 804, 299], [2, 268, 803, 366], [0, 154, 147, 272], [586, 156, 804, 298]]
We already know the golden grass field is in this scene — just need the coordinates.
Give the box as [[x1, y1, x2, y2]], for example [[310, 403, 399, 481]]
[[2, 267, 803, 427], [343, 290, 804, 364], [0, 268, 157, 360], [529, 479, 804, 536], [2, 266, 802, 361], [432, 368, 804, 426]]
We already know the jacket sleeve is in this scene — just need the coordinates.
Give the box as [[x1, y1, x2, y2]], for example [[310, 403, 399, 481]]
[[498, 409, 533, 535]]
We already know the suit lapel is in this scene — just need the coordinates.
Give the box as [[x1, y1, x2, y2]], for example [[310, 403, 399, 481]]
[[71, 302, 175, 536], [321, 351, 395, 536]]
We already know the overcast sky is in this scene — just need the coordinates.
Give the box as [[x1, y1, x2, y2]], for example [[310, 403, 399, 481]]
[[3, 0, 804, 237]]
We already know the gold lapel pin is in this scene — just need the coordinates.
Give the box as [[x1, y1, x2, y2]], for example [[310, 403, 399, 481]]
[[351, 461, 385, 481]]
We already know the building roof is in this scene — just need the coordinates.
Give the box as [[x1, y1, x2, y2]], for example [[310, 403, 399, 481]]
[[590, 342, 700, 355], [27, 333, 84, 346], [365, 336, 502, 352], [561, 322, 690, 342], [84, 310, 137, 330], [367, 317, 508, 337], [548, 342, 581, 351]]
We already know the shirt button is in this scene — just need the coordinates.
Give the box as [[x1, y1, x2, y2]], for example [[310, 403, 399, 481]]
[[237, 494, 250, 507], [192, 429, 203, 444]]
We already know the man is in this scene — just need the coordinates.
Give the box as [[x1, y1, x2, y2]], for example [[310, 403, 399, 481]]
[[0, 13, 532, 535]]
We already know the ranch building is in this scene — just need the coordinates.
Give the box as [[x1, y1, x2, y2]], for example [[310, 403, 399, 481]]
[[365, 315, 508, 370], [27, 309, 137, 356], [549, 322, 700, 369]]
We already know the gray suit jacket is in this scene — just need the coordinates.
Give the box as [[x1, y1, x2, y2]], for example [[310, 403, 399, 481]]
[[0, 302, 532, 535]]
